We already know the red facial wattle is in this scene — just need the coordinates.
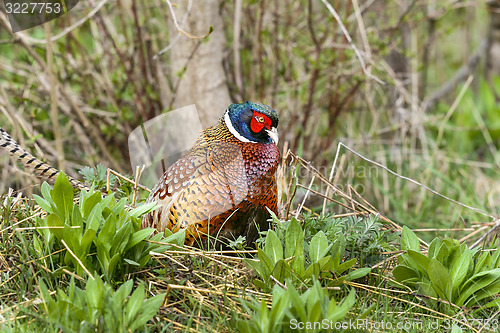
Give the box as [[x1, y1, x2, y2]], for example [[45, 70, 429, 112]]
[[250, 111, 272, 133]]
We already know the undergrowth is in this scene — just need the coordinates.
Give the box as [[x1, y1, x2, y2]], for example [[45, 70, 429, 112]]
[[0, 169, 499, 332]]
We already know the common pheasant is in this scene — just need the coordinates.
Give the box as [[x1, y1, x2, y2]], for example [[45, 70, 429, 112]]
[[141, 101, 280, 248]]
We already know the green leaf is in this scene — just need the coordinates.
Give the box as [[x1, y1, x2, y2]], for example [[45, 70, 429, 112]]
[[129, 202, 158, 218], [401, 226, 420, 252], [407, 250, 431, 274], [264, 230, 283, 266], [110, 220, 133, 255], [86, 203, 102, 232], [112, 280, 134, 307], [107, 253, 122, 279], [81, 229, 96, 255], [428, 258, 452, 301], [474, 251, 491, 274], [125, 228, 155, 252], [85, 275, 105, 312], [257, 248, 273, 280], [46, 213, 64, 240], [335, 258, 357, 275], [344, 267, 371, 281], [393, 265, 419, 282], [285, 218, 303, 259], [126, 284, 145, 324], [111, 198, 127, 215], [417, 282, 438, 299], [427, 238, 441, 258], [97, 214, 116, 253], [309, 231, 332, 263], [41, 182, 52, 202], [81, 191, 102, 219], [457, 268, 500, 306], [33, 194, 53, 213], [128, 293, 165, 331], [51, 172, 74, 221], [124, 258, 140, 266], [450, 249, 472, 293], [491, 246, 500, 268], [327, 288, 356, 323]]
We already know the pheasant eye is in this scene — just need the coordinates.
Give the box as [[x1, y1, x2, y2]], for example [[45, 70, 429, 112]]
[[256, 116, 264, 122]]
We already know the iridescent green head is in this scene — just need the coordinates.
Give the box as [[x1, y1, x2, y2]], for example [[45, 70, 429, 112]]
[[224, 101, 279, 144]]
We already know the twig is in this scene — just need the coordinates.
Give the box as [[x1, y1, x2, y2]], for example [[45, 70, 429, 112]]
[[164, 0, 212, 39], [320, 0, 384, 84], [470, 219, 500, 249], [61, 239, 94, 279], [332, 142, 496, 219]]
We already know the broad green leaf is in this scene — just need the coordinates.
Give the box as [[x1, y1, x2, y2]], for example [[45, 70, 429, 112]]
[[309, 231, 332, 263], [126, 284, 146, 324], [457, 269, 500, 306], [46, 213, 64, 240], [97, 214, 116, 253], [110, 221, 133, 255], [464, 278, 500, 307], [51, 172, 74, 221], [401, 226, 420, 252], [41, 182, 52, 202], [107, 253, 122, 279], [269, 285, 288, 326], [125, 228, 155, 252], [285, 217, 304, 260], [129, 202, 158, 218], [491, 247, 500, 268], [86, 204, 103, 232], [450, 249, 472, 293], [474, 251, 491, 274], [428, 258, 452, 301], [245, 259, 264, 279], [393, 265, 419, 282], [124, 258, 140, 266], [128, 293, 165, 331], [407, 250, 431, 273], [258, 248, 274, 277], [287, 282, 307, 322], [427, 238, 441, 258], [264, 230, 283, 265], [113, 280, 134, 307], [85, 276, 105, 312], [327, 288, 356, 323], [99, 193, 115, 210], [482, 296, 500, 310], [111, 198, 127, 215], [332, 234, 346, 265], [344, 267, 371, 281], [81, 229, 96, 255], [417, 282, 438, 299], [81, 191, 102, 219], [335, 258, 357, 275], [33, 194, 53, 214], [272, 259, 290, 282]]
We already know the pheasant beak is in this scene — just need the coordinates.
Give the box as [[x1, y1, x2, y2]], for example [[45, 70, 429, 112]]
[[266, 127, 279, 144]]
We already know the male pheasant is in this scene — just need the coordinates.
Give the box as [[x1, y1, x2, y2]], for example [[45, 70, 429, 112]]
[[141, 101, 280, 248]]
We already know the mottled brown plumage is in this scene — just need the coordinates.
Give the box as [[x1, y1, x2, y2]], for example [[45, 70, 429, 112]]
[[142, 102, 280, 247]]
